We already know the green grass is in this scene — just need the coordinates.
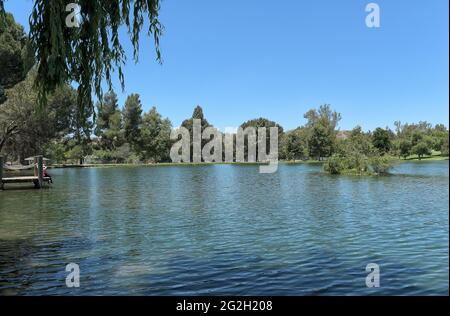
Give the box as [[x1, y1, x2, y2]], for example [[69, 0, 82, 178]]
[[395, 151, 449, 162], [48, 153, 448, 169], [281, 159, 323, 164]]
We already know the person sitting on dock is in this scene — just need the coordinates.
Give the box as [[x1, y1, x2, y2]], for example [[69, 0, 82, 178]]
[[43, 165, 53, 184]]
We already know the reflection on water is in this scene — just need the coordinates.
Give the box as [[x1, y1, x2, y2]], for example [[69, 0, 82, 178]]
[[0, 161, 448, 295]]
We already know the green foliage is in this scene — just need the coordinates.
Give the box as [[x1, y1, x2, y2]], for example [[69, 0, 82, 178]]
[[411, 130, 424, 147], [64, 143, 85, 163], [240, 117, 284, 133], [139, 107, 172, 162], [372, 127, 392, 154], [412, 141, 432, 160], [43, 140, 66, 163], [399, 139, 412, 158], [324, 153, 391, 176], [240, 117, 284, 160], [104, 111, 124, 149], [92, 95, 172, 163], [94, 92, 123, 151], [181, 105, 211, 161], [304, 104, 341, 131], [93, 143, 137, 164], [304, 104, 341, 160], [0, 69, 85, 157], [123, 93, 143, 147], [309, 124, 333, 160], [392, 121, 447, 160], [323, 155, 345, 175], [335, 126, 375, 160], [95, 91, 119, 135], [369, 156, 391, 175], [0, 12, 34, 104], [324, 125, 392, 176], [182, 105, 210, 131], [281, 127, 308, 160]]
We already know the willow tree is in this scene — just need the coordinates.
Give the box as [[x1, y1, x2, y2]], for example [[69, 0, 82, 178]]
[[0, 0, 163, 117]]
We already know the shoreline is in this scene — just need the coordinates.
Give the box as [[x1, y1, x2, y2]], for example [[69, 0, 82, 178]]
[[46, 156, 448, 169]]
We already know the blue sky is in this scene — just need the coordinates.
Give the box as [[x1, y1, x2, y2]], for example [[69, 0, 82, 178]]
[[5, 0, 449, 131]]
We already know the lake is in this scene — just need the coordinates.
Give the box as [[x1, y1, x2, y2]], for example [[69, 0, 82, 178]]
[[0, 161, 448, 295]]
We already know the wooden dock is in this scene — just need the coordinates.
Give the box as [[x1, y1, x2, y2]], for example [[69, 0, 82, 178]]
[[1, 155, 51, 190]]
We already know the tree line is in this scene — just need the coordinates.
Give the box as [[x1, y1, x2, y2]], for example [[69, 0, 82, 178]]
[[2, 76, 448, 168]]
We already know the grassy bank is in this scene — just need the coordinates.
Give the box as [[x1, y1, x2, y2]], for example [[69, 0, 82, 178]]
[[47, 155, 448, 169], [393, 151, 449, 162]]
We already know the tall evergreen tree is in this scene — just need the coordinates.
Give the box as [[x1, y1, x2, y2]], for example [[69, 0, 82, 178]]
[[123, 93, 143, 148], [95, 91, 119, 135], [181, 105, 211, 161]]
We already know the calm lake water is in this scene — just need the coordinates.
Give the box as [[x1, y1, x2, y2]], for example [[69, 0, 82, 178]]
[[0, 161, 448, 295]]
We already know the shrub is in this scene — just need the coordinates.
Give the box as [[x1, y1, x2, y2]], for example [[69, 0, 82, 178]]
[[324, 155, 345, 174], [324, 153, 392, 176], [369, 156, 391, 175]]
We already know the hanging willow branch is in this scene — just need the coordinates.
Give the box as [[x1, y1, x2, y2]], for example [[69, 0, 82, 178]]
[[0, 0, 163, 120], [0, 1, 5, 27]]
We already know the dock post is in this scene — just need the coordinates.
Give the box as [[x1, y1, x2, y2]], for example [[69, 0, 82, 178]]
[[0, 156, 3, 190], [37, 155, 43, 188], [35, 155, 43, 188]]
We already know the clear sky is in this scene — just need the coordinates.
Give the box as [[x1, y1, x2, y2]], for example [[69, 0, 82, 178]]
[[5, 0, 449, 131]]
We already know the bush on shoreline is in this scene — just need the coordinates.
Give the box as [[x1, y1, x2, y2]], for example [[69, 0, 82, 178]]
[[324, 154, 392, 175]]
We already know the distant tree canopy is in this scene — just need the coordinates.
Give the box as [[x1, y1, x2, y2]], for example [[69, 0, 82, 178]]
[[303, 104, 341, 160], [0, 0, 163, 116], [372, 127, 392, 154], [391, 121, 449, 159], [238, 118, 284, 161], [281, 127, 308, 161], [139, 106, 172, 162]]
